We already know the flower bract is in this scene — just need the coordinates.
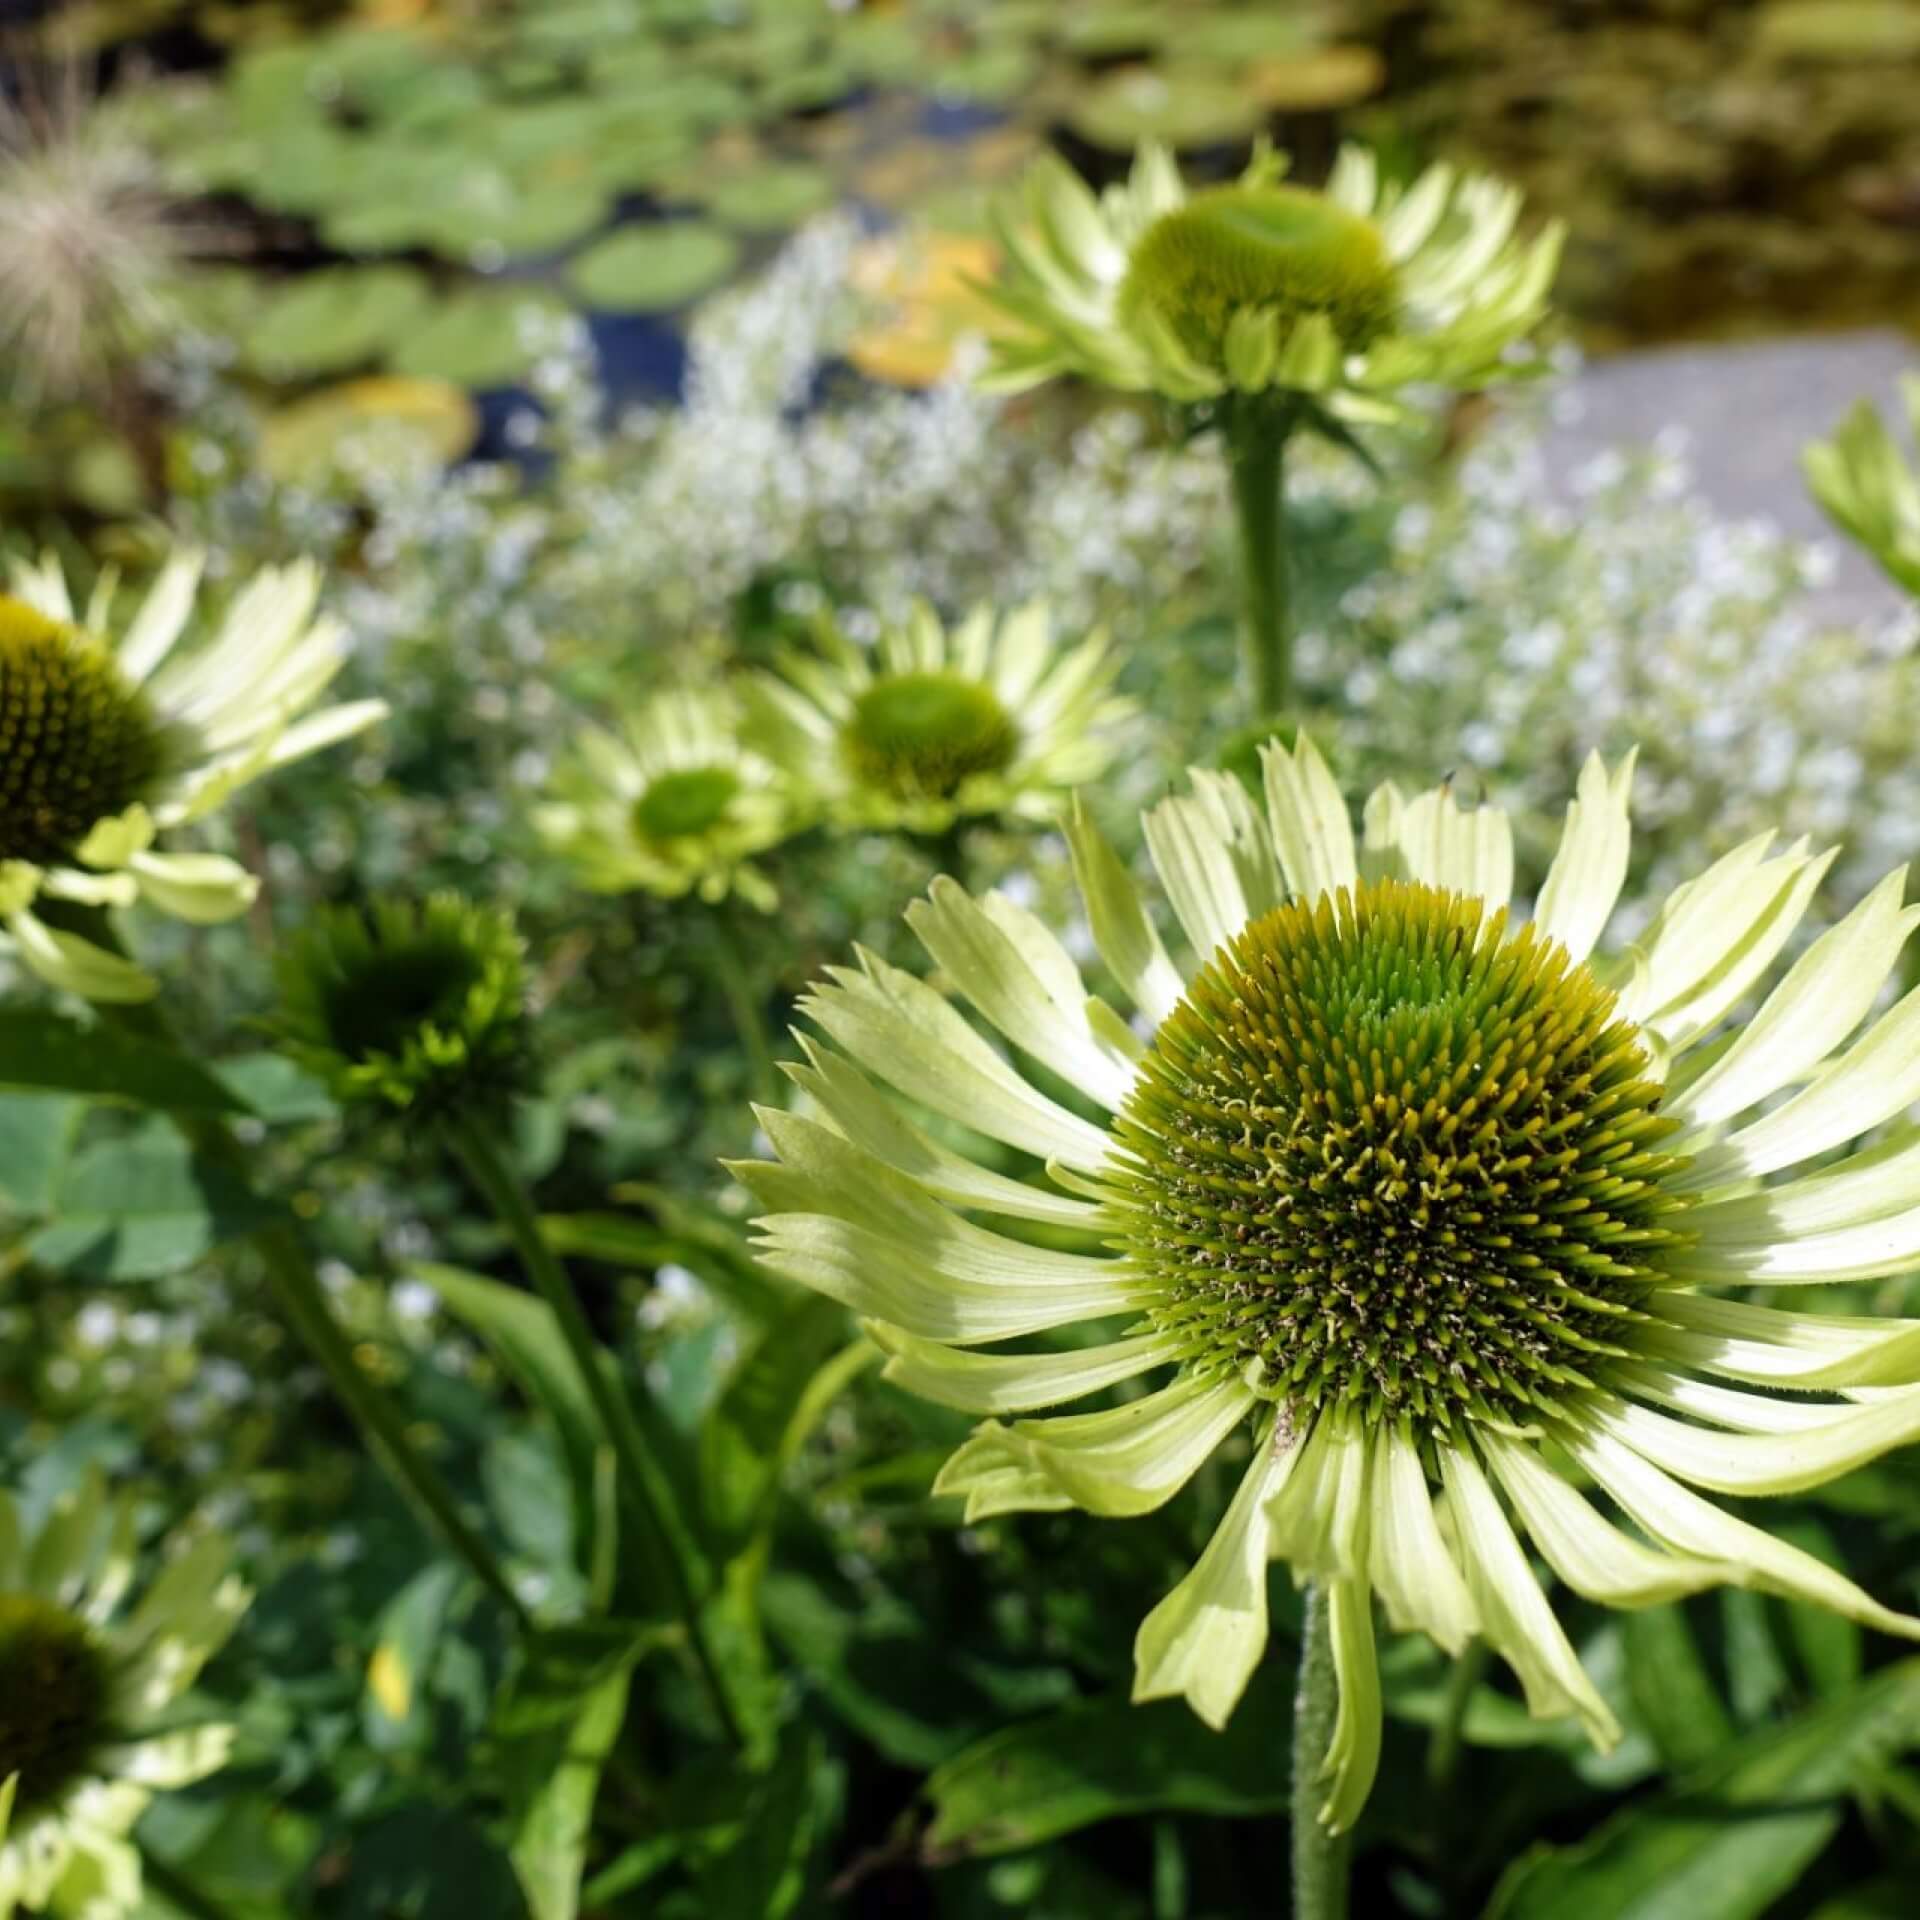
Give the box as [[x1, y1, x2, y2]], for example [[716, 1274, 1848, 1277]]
[[1803, 376, 1920, 597], [737, 736, 1920, 1829]]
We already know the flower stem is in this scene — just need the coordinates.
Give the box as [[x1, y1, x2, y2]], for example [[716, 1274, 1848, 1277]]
[[1227, 402, 1296, 720], [1293, 1582, 1352, 1920], [441, 1110, 744, 1748], [709, 905, 779, 1110], [255, 1220, 530, 1626]]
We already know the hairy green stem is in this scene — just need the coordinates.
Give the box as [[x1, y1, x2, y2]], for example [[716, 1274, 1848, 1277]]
[[1227, 405, 1295, 719], [441, 1111, 744, 1747], [1293, 1583, 1352, 1920], [709, 907, 779, 1111]]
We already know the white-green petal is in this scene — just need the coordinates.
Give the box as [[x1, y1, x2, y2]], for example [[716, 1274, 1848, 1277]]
[[907, 878, 1139, 1110], [1133, 1426, 1301, 1729], [986, 1372, 1255, 1517], [734, 1113, 1151, 1345], [1318, 1575, 1383, 1833], [1367, 1424, 1478, 1653], [932, 1430, 1077, 1520], [127, 850, 259, 924], [7, 910, 157, 1004], [1689, 978, 1920, 1184], [1143, 770, 1282, 963], [1673, 868, 1918, 1133], [1480, 1430, 1728, 1606], [1532, 749, 1635, 965], [1379, 783, 1513, 910], [1261, 733, 1356, 904], [1564, 1421, 1920, 1641], [1688, 1125, 1920, 1245], [1441, 1445, 1618, 1745], [800, 949, 1113, 1172], [1589, 1391, 1920, 1497], [1671, 1188, 1920, 1286], [1267, 1413, 1373, 1581], [1645, 1289, 1920, 1391], [865, 1322, 1189, 1415], [783, 1039, 1099, 1229], [1063, 795, 1185, 1028]]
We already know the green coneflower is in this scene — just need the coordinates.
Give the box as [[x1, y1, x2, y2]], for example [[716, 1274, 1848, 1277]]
[[978, 143, 1560, 718], [272, 893, 528, 1118], [0, 1477, 248, 1919], [535, 687, 802, 912], [0, 548, 384, 1003], [1804, 376, 1920, 596], [745, 600, 1131, 838], [735, 737, 1920, 1830]]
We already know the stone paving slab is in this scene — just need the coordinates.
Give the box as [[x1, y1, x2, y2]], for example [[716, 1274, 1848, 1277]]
[[1546, 330, 1918, 629]]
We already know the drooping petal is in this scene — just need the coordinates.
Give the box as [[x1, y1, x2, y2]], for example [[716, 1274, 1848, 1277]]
[[800, 948, 1113, 1171], [1267, 1413, 1373, 1581], [983, 1371, 1256, 1516], [1367, 1423, 1478, 1652], [783, 1039, 1100, 1229], [1672, 868, 1918, 1133], [1532, 749, 1635, 965], [1260, 733, 1356, 905], [1062, 795, 1186, 1028], [1687, 1125, 1920, 1247], [1441, 1443, 1618, 1745], [128, 850, 259, 925], [1134, 1423, 1303, 1728], [732, 1113, 1151, 1345], [1563, 1420, 1920, 1641], [1644, 1289, 1920, 1392], [1673, 1183, 1920, 1286], [907, 878, 1140, 1110], [1318, 1576, 1383, 1833], [865, 1321, 1190, 1415], [6, 908, 156, 1004], [932, 1428, 1076, 1520], [1479, 1429, 1729, 1606]]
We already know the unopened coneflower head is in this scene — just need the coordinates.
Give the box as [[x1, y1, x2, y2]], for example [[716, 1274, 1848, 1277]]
[[272, 894, 527, 1118], [0, 1476, 248, 1919], [745, 600, 1131, 836], [735, 737, 1920, 1830], [536, 686, 803, 912], [979, 142, 1560, 412], [1804, 376, 1920, 597], [0, 548, 384, 1003]]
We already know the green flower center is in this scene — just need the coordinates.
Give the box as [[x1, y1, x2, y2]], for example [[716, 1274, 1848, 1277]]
[[633, 766, 740, 842], [0, 1591, 113, 1809], [318, 936, 485, 1066], [0, 594, 171, 866], [1120, 184, 1399, 369], [1113, 879, 1691, 1435], [842, 671, 1018, 802]]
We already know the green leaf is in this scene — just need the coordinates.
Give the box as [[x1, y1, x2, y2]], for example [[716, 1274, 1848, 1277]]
[[0, 1094, 83, 1215], [211, 1052, 337, 1125], [546, 1202, 788, 1323], [27, 1122, 272, 1280], [701, 1294, 855, 1546], [386, 288, 571, 388], [694, 1728, 818, 1919], [363, 1563, 465, 1752], [1489, 1658, 1920, 1920], [244, 266, 433, 380], [1623, 1604, 1734, 1766], [923, 1660, 1296, 1859], [0, 1010, 245, 1112], [504, 1661, 631, 1920]]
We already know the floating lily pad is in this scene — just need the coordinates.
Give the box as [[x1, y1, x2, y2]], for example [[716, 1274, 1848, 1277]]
[[760, 63, 860, 115], [937, 45, 1041, 104], [1248, 46, 1386, 112], [386, 287, 573, 387], [568, 222, 742, 312], [1058, 5, 1171, 56], [513, 0, 644, 52], [1065, 65, 1266, 150], [244, 267, 433, 380], [262, 376, 480, 485], [700, 164, 837, 233], [1754, 0, 1920, 59], [584, 126, 697, 191], [1177, 11, 1331, 63]]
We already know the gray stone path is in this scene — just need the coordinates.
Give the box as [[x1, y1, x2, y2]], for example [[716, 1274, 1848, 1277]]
[[1547, 330, 1918, 628]]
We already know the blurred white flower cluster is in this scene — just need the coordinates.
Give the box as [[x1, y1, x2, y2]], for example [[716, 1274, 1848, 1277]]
[[1317, 423, 1920, 909]]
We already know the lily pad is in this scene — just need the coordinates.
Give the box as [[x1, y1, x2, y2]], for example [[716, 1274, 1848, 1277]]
[[1248, 46, 1386, 112], [262, 376, 480, 485], [386, 287, 573, 387], [700, 164, 837, 233], [567, 222, 742, 312], [937, 44, 1041, 104], [1754, 0, 1920, 59], [1058, 5, 1171, 56], [1065, 65, 1266, 150], [244, 267, 433, 380]]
